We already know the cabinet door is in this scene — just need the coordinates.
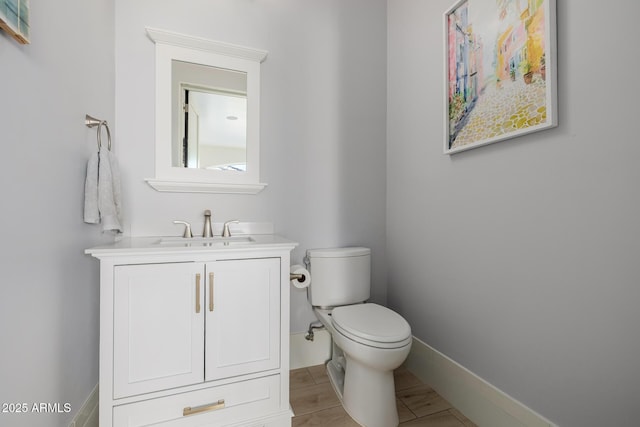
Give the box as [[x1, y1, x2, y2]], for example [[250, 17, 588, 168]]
[[113, 263, 205, 398], [205, 258, 280, 381]]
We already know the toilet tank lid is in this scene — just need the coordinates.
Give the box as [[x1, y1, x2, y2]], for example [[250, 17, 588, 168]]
[[306, 247, 370, 258]]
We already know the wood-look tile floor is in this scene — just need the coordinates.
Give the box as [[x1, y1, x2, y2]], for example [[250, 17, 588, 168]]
[[290, 364, 477, 427]]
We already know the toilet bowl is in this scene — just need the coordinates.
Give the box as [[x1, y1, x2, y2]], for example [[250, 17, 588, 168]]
[[306, 247, 412, 427], [314, 304, 411, 427]]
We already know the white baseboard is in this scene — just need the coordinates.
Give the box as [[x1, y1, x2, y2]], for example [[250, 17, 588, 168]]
[[405, 337, 557, 427], [289, 330, 332, 369], [69, 384, 99, 427]]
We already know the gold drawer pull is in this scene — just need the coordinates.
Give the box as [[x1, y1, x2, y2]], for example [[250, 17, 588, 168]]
[[183, 399, 225, 416], [209, 272, 214, 312], [195, 273, 201, 314]]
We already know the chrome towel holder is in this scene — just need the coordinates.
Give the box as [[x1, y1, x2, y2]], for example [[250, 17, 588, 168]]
[[85, 114, 112, 151]]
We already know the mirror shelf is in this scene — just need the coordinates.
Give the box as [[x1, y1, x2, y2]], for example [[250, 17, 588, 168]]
[[145, 27, 268, 194], [145, 179, 267, 194]]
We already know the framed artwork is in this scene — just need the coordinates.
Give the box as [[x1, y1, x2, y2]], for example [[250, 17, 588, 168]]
[[444, 0, 556, 154], [0, 0, 29, 44]]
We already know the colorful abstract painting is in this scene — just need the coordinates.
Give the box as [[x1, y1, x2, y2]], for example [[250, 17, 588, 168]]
[[0, 0, 29, 44], [444, 0, 556, 154]]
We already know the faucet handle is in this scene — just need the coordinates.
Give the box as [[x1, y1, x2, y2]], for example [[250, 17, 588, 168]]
[[222, 220, 240, 237], [173, 220, 193, 238]]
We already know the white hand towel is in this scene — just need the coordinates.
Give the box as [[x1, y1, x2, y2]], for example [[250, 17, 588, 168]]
[[98, 147, 123, 233], [84, 151, 99, 224]]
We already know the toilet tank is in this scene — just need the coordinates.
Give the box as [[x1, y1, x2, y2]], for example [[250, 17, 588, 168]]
[[306, 247, 371, 308]]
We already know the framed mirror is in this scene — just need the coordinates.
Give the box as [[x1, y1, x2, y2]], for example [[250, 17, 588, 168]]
[[146, 28, 268, 194]]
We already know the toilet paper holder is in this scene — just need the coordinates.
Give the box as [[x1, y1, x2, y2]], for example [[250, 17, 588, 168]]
[[290, 264, 311, 289], [290, 272, 306, 282]]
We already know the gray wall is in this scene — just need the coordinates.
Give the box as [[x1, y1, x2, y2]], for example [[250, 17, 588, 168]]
[[1, 3, 387, 425], [0, 1, 114, 426], [8, 2, 632, 427], [387, 1, 640, 426], [114, 0, 388, 334], [1, 4, 387, 425]]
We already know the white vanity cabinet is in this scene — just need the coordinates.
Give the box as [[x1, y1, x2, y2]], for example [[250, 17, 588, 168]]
[[87, 236, 297, 427]]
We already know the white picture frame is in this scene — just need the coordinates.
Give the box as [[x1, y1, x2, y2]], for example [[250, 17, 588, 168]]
[[444, 0, 557, 154]]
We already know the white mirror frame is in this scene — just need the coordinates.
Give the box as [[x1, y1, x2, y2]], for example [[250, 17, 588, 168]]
[[145, 27, 268, 194]]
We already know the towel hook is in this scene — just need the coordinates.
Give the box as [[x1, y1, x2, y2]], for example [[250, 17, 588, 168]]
[[85, 114, 112, 151]]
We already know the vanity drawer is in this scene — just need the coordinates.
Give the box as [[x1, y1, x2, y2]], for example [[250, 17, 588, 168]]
[[113, 375, 281, 427]]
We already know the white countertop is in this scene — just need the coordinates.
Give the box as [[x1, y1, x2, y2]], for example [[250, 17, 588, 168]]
[[85, 234, 298, 258]]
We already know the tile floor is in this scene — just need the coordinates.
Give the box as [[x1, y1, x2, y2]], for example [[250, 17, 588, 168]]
[[290, 364, 477, 427]]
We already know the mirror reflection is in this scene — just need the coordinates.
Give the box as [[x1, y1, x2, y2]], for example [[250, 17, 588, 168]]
[[171, 60, 248, 171]]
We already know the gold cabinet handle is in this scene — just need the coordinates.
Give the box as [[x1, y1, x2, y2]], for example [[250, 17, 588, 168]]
[[195, 273, 201, 314], [209, 272, 214, 312], [183, 399, 225, 416]]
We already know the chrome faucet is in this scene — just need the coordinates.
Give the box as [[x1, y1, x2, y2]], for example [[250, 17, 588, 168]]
[[203, 210, 213, 238], [222, 220, 240, 237]]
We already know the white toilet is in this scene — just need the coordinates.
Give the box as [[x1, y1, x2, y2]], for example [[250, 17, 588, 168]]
[[305, 247, 412, 427]]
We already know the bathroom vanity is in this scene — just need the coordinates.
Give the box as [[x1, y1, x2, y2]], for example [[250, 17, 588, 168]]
[[86, 234, 297, 427]]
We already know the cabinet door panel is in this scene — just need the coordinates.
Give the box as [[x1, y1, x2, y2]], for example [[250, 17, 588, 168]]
[[205, 258, 280, 381], [114, 263, 204, 398]]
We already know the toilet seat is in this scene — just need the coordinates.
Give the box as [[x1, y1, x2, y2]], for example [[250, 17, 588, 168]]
[[331, 303, 412, 349]]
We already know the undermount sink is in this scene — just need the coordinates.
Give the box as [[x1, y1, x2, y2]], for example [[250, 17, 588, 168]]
[[157, 236, 255, 245]]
